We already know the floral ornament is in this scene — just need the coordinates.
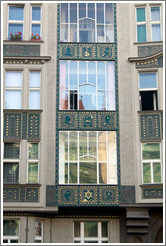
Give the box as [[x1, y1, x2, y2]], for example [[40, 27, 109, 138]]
[[31, 33, 41, 40], [9, 31, 22, 41]]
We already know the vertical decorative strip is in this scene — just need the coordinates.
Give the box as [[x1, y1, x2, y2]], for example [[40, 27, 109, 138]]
[[22, 112, 27, 139]]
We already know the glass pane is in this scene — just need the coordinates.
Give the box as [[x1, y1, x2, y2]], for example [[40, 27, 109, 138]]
[[151, 7, 160, 21], [74, 241, 81, 243], [108, 132, 117, 164], [152, 24, 161, 41], [79, 85, 96, 110], [6, 71, 22, 87], [88, 62, 96, 85], [60, 24, 68, 42], [107, 62, 115, 110], [142, 143, 160, 159], [5, 90, 22, 109], [4, 143, 20, 159], [69, 132, 77, 161], [70, 61, 77, 90], [60, 91, 68, 109], [80, 162, 97, 184], [35, 240, 42, 243], [79, 3, 86, 19], [60, 132, 68, 161], [97, 62, 105, 90], [3, 220, 19, 236], [9, 24, 23, 39], [84, 222, 98, 237], [60, 61, 68, 90], [29, 143, 38, 159], [98, 131, 106, 141], [98, 91, 106, 110], [107, 91, 116, 110], [32, 6, 41, 21], [139, 73, 157, 88], [106, 24, 114, 42], [3, 163, 19, 183], [143, 163, 151, 183], [70, 90, 78, 110], [105, 3, 114, 24], [28, 163, 38, 183], [32, 24, 41, 36], [108, 164, 117, 184], [89, 132, 97, 157], [9, 6, 23, 20], [153, 163, 161, 183], [61, 3, 68, 23], [79, 62, 87, 85], [69, 163, 77, 183], [137, 25, 146, 42], [65, 162, 68, 183], [88, 3, 95, 19], [97, 25, 104, 42], [30, 71, 40, 87], [74, 222, 80, 237], [35, 220, 42, 236], [102, 222, 108, 237], [79, 132, 87, 157], [99, 163, 107, 184], [70, 24, 77, 42], [79, 19, 95, 42], [70, 3, 77, 23], [84, 241, 98, 243], [99, 142, 107, 162], [3, 240, 8, 243], [137, 8, 145, 22], [29, 90, 40, 109], [97, 3, 104, 23]]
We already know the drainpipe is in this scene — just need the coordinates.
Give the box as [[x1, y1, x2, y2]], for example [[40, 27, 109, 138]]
[[25, 216, 29, 243], [50, 218, 52, 243]]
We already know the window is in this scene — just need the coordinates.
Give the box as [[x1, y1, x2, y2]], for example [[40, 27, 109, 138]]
[[59, 131, 117, 185], [8, 5, 24, 40], [27, 143, 39, 183], [3, 220, 19, 243], [142, 143, 162, 184], [136, 5, 162, 42], [150, 6, 161, 41], [60, 61, 115, 110], [31, 6, 41, 40], [5, 71, 22, 109], [60, 3, 114, 42], [74, 221, 108, 243], [29, 71, 41, 109], [139, 72, 158, 110], [35, 220, 43, 243], [3, 143, 20, 184]]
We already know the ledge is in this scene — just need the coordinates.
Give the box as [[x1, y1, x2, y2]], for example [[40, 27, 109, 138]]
[[137, 110, 163, 114], [3, 109, 43, 113], [128, 50, 163, 62], [3, 40, 44, 43], [4, 56, 51, 61], [3, 183, 41, 187], [134, 41, 163, 45], [140, 184, 163, 188]]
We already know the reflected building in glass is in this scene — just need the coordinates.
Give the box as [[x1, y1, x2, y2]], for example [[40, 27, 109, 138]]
[[3, 2, 163, 244]]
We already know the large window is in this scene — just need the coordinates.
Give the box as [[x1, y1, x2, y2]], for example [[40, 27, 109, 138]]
[[139, 72, 158, 110], [136, 5, 162, 42], [5, 71, 22, 109], [31, 6, 41, 40], [27, 143, 39, 183], [8, 5, 24, 40], [3, 220, 19, 243], [74, 221, 108, 243], [59, 131, 117, 185], [60, 3, 114, 42], [142, 143, 162, 184], [60, 61, 115, 110], [3, 143, 20, 183], [35, 220, 43, 243], [29, 71, 41, 109]]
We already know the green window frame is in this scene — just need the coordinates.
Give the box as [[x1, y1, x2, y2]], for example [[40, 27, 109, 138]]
[[27, 142, 39, 183]]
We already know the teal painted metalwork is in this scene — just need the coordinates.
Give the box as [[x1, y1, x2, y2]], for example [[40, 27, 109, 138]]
[[142, 188, 163, 199], [3, 188, 19, 202], [22, 112, 27, 139], [136, 57, 162, 69], [3, 45, 40, 57], [138, 45, 163, 57], [4, 113, 21, 140], [28, 113, 40, 140], [26, 188, 39, 202]]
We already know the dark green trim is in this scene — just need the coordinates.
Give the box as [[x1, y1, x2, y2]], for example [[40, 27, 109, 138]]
[[3, 44, 40, 57]]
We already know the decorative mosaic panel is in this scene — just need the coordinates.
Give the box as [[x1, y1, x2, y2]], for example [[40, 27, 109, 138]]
[[119, 186, 135, 203], [79, 186, 98, 206], [58, 186, 78, 206], [58, 112, 78, 129], [136, 57, 162, 69], [28, 113, 40, 139], [57, 185, 118, 207], [58, 111, 118, 130], [4, 112, 41, 140], [79, 112, 97, 129], [3, 45, 40, 57], [99, 186, 119, 206], [26, 188, 39, 202], [138, 45, 163, 57], [4, 113, 22, 139], [139, 112, 162, 140], [59, 43, 115, 60], [142, 187, 163, 199], [3, 188, 19, 202], [46, 185, 58, 206]]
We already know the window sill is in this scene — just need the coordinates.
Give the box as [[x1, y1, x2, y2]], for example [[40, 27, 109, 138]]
[[4, 183, 41, 187], [140, 183, 163, 188], [134, 41, 163, 45], [3, 109, 43, 113], [3, 40, 44, 43]]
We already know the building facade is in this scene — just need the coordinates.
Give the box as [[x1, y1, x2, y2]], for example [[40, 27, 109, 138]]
[[3, 2, 163, 244]]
